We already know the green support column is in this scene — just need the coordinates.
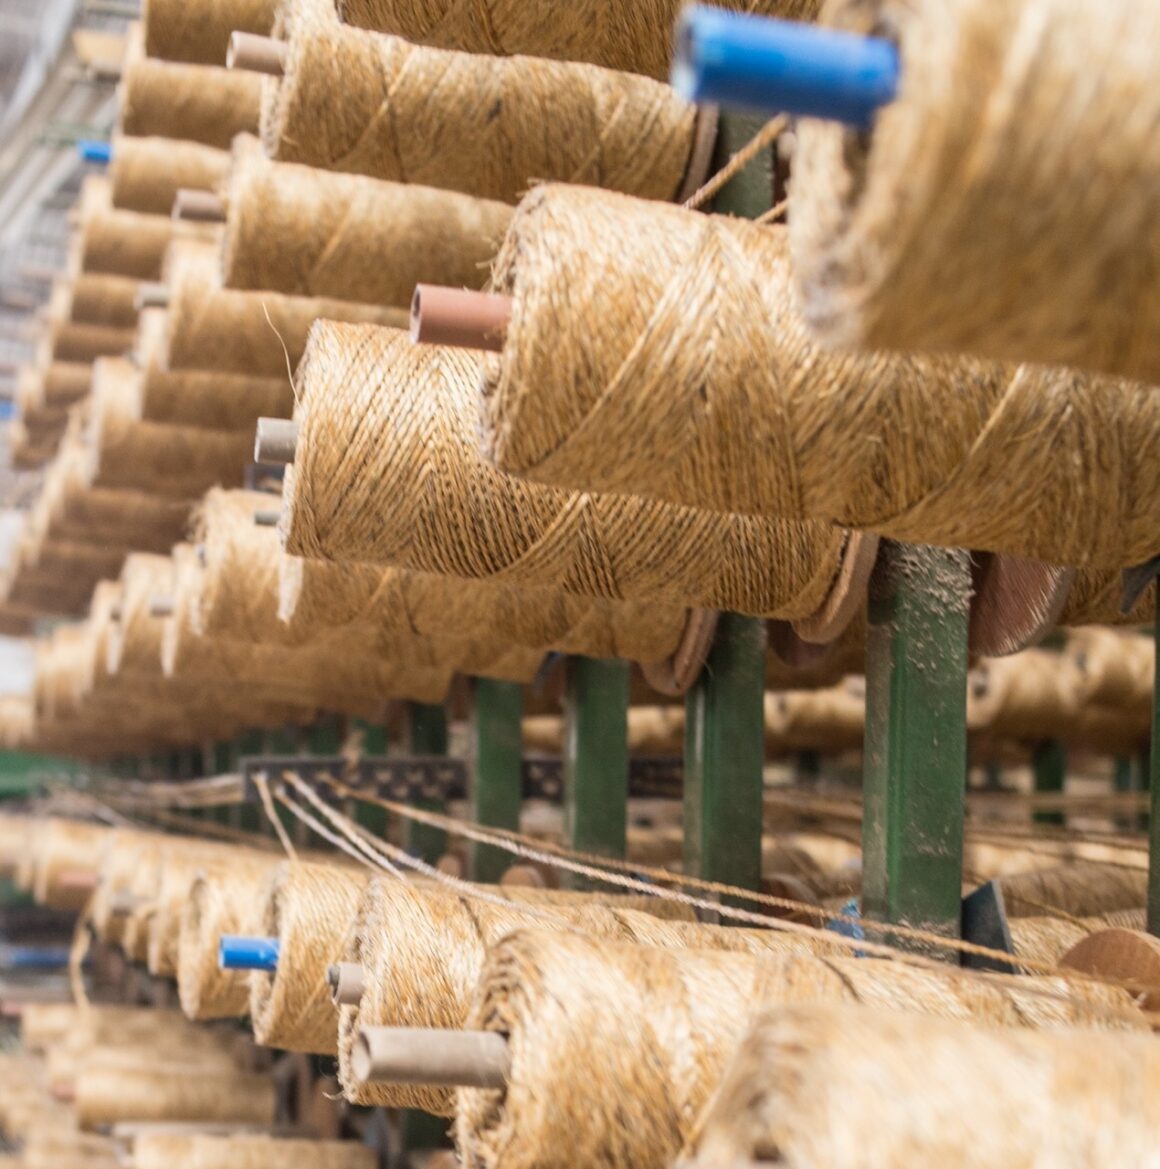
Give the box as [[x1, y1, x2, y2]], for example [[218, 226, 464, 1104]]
[[562, 657, 629, 890], [401, 703, 449, 863], [348, 718, 390, 838], [233, 729, 264, 834], [468, 679, 523, 883], [1147, 599, 1160, 935], [862, 542, 969, 952], [684, 613, 767, 893], [1032, 739, 1066, 827]]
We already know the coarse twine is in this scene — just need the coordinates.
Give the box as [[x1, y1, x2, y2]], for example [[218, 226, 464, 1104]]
[[1067, 627, 1154, 717], [110, 135, 229, 215], [790, 0, 1160, 387], [59, 273, 139, 329], [1009, 909, 1146, 970], [31, 362, 90, 409], [965, 648, 1083, 742], [283, 322, 846, 620], [336, 0, 819, 80], [457, 929, 1140, 1169], [163, 239, 407, 378], [996, 862, 1146, 919], [482, 185, 1160, 570], [222, 142, 512, 307], [26, 817, 110, 911], [260, 5, 696, 204], [47, 320, 136, 364], [683, 1004, 1160, 1169], [143, 0, 277, 65], [137, 1132, 376, 1169]]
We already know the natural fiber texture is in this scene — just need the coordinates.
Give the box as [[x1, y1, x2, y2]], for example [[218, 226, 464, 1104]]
[[791, 0, 1160, 386], [33, 363, 90, 409], [223, 145, 512, 306], [458, 929, 1138, 1169], [285, 323, 844, 618], [89, 357, 251, 497], [28, 818, 110, 911], [60, 274, 139, 328], [164, 239, 407, 378], [136, 308, 295, 430], [178, 854, 283, 1019], [178, 1134, 376, 1169], [250, 861, 370, 1054], [21, 1129, 119, 1169], [1068, 628, 1154, 717], [483, 186, 1160, 569], [143, 0, 277, 64], [119, 54, 262, 149], [685, 1004, 1160, 1169], [110, 135, 230, 214], [966, 650, 1082, 741], [999, 863, 1146, 919], [107, 552, 177, 676], [48, 320, 135, 363], [1009, 909, 1146, 970], [337, 0, 819, 80], [765, 680, 864, 755], [261, 9, 697, 203]]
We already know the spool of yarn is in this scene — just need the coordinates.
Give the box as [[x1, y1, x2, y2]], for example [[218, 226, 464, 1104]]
[[136, 309, 295, 430], [336, 0, 819, 80], [250, 861, 370, 1054], [31, 362, 90, 410], [999, 863, 1147, 919], [524, 704, 686, 756], [223, 143, 512, 306], [284, 323, 846, 619], [790, 0, 1160, 387], [119, 49, 262, 148], [1068, 628, 1154, 717], [21, 1129, 120, 1169], [47, 320, 135, 363], [89, 358, 252, 497], [0, 696, 32, 747], [481, 185, 1160, 570], [685, 1003, 1160, 1169], [58, 274, 139, 328], [144, 0, 277, 64], [338, 878, 800, 1111], [764, 680, 864, 755], [28, 818, 110, 911], [457, 929, 1138, 1169], [145, 1133, 376, 1169], [1009, 909, 1147, 970], [1060, 569, 1156, 629], [164, 240, 407, 378], [110, 136, 230, 214], [178, 854, 283, 1019], [260, 8, 701, 204], [966, 650, 1082, 741]]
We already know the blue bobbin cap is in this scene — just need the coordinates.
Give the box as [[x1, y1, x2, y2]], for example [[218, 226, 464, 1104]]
[[672, 6, 900, 128], [219, 935, 280, 971], [77, 139, 113, 165]]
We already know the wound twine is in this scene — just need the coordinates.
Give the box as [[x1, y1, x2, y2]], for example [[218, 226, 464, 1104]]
[[335, 0, 819, 80], [261, 7, 699, 204], [149, 1133, 376, 1169], [683, 1004, 1160, 1169], [164, 239, 408, 379], [481, 185, 1160, 570], [223, 142, 513, 307], [457, 928, 1139, 1169], [29, 362, 90, 410], [27, 817, 109, 911], [57, 274, 139, 329], [966, 650, 1083, 742], [1067, 628, 1154, 717], [110, 135, 230, 215], [136, 308, 295, 431], [1061, 569, 1155, 628], [284, 323, 847, 619], [790, 0, 1160, 386], [47, 320, 135, 364], [998, 862, 1147, 920], [143, 0, 277, 64]]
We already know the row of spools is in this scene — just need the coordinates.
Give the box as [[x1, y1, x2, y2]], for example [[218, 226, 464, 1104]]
[[0, 813, 1157, 1165]]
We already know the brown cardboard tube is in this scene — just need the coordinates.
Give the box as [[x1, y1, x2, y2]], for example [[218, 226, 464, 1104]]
[[326, 962, 366, 1006], [352, 1027, 510, 1089], [173, 189, 226, 224], [228, 32, 288, 77], [254, 417, 299, 465], [253, 508, 281, 527], [410, 285, 511, 352], [148, 595, 175, 618], [57, 870, 99, 890], [135, 282, 170, 311]]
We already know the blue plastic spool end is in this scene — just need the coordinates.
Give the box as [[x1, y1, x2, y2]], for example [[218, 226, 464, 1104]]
[[672, 6, 900, 128], [219, 934, 280, 971], [77, 140, 113, 165]]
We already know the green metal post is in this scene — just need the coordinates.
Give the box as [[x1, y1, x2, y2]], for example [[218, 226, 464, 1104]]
[[1147, 599, 1160, 935], [348, 718, 390, 838], [862, 542, 969, 952], [468, 679, 523, 883], [562, 657, 629, 889], [681, 111, 775, 898], [1032, 739, 1066, 827], [684, 613, 767, 893], [401, 704, 449, 863]]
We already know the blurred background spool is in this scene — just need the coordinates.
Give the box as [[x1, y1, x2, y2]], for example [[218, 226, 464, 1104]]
[[144, 0, 277, 64], [110, 136, 230, 214], [1067, 628, 1154, 719], [143, 1133, 376, 1169], [967, 650, 1083, 742], [45, 320, 135, 364], [998, 863, 1147, 919], [54, 274, 140, 329]]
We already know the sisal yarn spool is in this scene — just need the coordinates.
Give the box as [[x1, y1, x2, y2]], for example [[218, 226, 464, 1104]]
[[790, 0, 1160, 386], [336, 0, 818, 81], [48, 320, 135, 363], [966, 650, 1082, 742], [260, 8, 700, 204], [59, 274, 139, 328], [999, 863, 1146, 919], [34, 362, 90, 409], [684, 1004, 1160, 1169], [107, 552, 178, 677], [1009, 909, 1147, 970], [764, 680, 864, 755], [1060, 569, 1155, 629], [148, 1133, 376, 1169], [110, 135, 230, 214], [284, 323, 846, 619], [136, 309, 294, 430], [250, 861, 370, 1054], [143, 0, 277, 64], [164, 239, 407, 378], [223, 144, 512, 307], [481, 185, 1160, 570], [1067, 628, 1154, 718], [119, 47, 262, 149], [457, 929, 1139, 1169], [21, 1129, 119, 1169], [29, 818, 110, 911], [89, 357, 251, 497]]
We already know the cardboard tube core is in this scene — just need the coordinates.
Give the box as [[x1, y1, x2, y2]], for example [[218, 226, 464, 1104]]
[[352, 1027, 510, 1089], [228, 32, 288, 77], [148, 595, 175, 618], [254, 418, 299, 465], [410, 285, 511, 352], [135, 282, 169, 311], [253, 508, 281, 527], [326, 962, 366, 1006], [173, 189, 226, 223]]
